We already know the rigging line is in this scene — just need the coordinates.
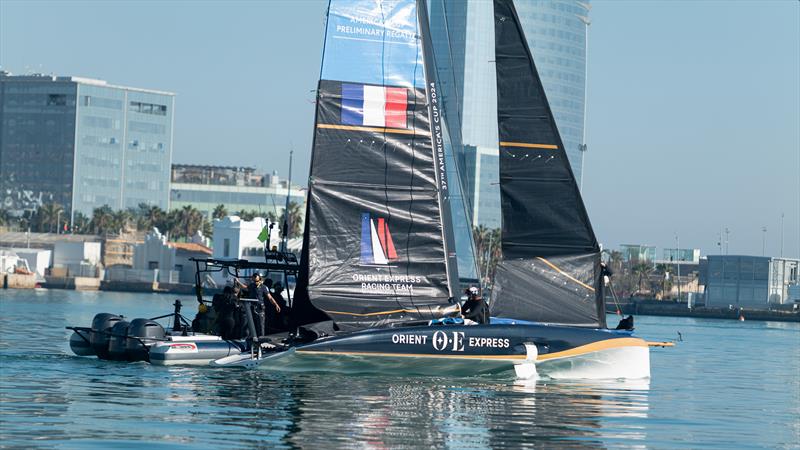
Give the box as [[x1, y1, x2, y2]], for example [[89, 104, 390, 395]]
[[535, 256, 596, 292]]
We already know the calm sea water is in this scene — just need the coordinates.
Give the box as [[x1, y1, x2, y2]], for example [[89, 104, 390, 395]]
[[0, 289, 798, 449]]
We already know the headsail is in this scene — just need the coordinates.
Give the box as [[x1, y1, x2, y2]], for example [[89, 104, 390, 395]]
[[491, 0, 606, 328], [300, 0, 460, 331]]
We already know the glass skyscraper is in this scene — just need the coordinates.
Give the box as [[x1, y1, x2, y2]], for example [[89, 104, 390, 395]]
[[430, 0, 590, 228], [0, 72, 174, 223]]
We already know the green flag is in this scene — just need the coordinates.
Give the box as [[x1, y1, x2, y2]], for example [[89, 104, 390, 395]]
[[257, 226, 269, 243]]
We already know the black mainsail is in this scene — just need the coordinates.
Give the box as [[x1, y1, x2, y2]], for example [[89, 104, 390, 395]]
[[491, 0, 606, 328], [297, 0, 460, 332]]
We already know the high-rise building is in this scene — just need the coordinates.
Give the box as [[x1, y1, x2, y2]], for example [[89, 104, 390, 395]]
[[430, 0, 590, 228], [0, 72, 175, 223]]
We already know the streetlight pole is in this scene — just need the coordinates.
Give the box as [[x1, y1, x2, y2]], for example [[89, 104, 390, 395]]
[[762, 226, 767, 256]]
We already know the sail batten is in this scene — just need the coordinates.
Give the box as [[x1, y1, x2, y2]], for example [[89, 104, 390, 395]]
[[491, 0, 606, 328]]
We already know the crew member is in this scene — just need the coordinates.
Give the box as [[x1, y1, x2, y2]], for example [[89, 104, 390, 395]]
[[461, 286, 489, 324], [269, 281, 290, 331], [236, 273, 281, 337], [216, 286, 240, 340]]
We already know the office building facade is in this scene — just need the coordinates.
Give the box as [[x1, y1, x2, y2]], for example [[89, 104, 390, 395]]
[[703, 255, 799, 308], [0, 72, 174, 222], [430, 0, 590, 228]]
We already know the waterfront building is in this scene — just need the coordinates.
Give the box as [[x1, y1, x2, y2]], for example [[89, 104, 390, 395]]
[[131, 228, 211, 284], [5, 248, 51, 277], [0, 72, 175, 222], [170, 164, 305, 220], [659, 248, 701, 264], [619, 244, 657, 263], [429, 0, 590, 227], [703, 255, 799, 308]]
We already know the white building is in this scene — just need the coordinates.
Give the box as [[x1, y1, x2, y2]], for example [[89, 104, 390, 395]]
[[8, 248, 51, 277], [53, 241, 102, 277], [212, 216, 277, 261], [130, 228, 212, 284]]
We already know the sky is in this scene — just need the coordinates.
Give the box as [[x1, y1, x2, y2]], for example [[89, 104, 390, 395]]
[[1, 0, 798, 259]]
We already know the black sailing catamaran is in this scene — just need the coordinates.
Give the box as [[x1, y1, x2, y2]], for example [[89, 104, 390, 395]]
[[68, 0, 665, 378]]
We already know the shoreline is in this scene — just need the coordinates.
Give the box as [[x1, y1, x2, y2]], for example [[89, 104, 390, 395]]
[[607, 299, 800, 323]]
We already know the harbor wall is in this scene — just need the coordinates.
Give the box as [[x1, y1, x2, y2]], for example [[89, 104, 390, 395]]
[[608, 299, 800, 322]]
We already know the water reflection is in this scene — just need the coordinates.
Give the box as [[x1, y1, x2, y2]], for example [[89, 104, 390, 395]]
[[179, 372, 652, 449]]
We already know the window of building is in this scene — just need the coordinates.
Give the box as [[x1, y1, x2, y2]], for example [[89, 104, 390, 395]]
[[148, 261, 159, 270], [223, 239, 230, 257], [47, 94, 67, 106], [129, 101, 168, 116]]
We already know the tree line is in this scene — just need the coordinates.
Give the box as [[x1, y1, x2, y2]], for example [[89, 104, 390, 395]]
[[0, 201, 305, 241]]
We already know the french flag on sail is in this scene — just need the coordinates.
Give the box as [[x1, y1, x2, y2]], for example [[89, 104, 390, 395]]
[[360, 213, 398, 265], [342, 83, 408, 129]]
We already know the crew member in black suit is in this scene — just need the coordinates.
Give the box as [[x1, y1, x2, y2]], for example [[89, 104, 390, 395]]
[[236, 273, 281, 337], [461, 286, 489, 324]]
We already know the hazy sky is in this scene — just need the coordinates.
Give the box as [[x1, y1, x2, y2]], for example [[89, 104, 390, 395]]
[[2, 0, 798, 258]]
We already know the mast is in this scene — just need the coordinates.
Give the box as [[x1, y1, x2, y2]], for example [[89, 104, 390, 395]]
[[296, 0, 461, 332], [491, 0, 606, 328]]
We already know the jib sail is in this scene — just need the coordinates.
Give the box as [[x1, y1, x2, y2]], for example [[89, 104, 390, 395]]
[[299, 0, 460, 331], [491, 0, 606, 328]]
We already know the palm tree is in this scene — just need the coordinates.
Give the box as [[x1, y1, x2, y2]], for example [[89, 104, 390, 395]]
[[0, 209, 10, 227], [631, 262, 653, 295], [134, 203, 164, 231], [279, 202, 304, 239], [237, 210, 256, 221], [72, 212, 91, 234], [112, 209, 133, 234], [212, 204, 228, 220], [171, 205, 204, 240], [37, 202, 63, 233], [90, 205, 115, 235]]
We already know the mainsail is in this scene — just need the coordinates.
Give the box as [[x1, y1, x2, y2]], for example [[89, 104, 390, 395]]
[[299, 0, 460, 331], [491, 0, 606, 328]]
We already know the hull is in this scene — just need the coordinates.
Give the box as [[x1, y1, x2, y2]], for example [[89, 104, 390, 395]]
[[228, 323, 651, 379], [149, 336, 244, 366]]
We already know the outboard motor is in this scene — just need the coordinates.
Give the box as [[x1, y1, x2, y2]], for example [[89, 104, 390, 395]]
[[107, 320, 131, 361], [125, 319, 166, 362], [89, 313, 122, 360], [69, 331, 95, 356]]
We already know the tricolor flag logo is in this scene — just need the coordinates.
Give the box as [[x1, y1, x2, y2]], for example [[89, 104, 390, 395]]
[[342, 83, 409, 129], [360, 213, 398, 265]]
